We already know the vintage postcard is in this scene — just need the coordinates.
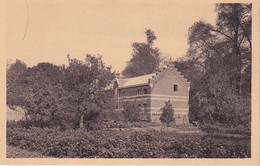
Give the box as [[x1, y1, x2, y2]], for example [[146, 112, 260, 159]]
[[1, 0, 259, 165]]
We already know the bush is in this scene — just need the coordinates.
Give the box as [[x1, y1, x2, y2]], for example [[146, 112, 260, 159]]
[[7, 127, 250, 158], [159, 101, 175, 127], [103, 121, 128, 128], [122, 102, 142, 122], [7, 120, 31, 128], [200, 123, 251, 136], [100, 109, 125, 122]]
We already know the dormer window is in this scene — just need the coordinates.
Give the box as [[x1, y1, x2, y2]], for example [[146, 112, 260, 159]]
[[173, 84, 178, 92]]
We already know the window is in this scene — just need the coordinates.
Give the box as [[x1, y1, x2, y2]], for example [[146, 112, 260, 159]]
[[144, 89, 147, 94], [122, 101, 127, 107], [137, 89, 142, 95], [120, 90, 125, 97], [143, 103, 147, 109], [173, 84, 178, 91]]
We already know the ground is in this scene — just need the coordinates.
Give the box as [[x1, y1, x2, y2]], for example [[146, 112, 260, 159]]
[[6, 123, 250, 158], [7, 145, 47, 158], [6, 106, 25, 121]]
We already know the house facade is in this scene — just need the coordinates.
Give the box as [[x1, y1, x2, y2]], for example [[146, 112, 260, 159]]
[[113, 65, 190, 124]]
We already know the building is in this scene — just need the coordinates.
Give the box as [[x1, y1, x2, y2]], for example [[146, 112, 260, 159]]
[[113, 65, 190, 124]]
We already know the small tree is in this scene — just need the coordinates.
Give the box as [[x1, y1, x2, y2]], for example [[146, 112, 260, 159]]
[[122, 102, 142, 122], [159, 101, 175, 129]]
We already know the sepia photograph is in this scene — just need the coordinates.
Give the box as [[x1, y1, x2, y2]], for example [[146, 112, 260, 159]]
[[1, 0, 259, 165]]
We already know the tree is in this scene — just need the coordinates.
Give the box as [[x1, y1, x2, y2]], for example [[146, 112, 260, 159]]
[[20, 63, 67, 127], [174, 4, 251, 129], [122, 101, 142, 122], [6, 55, 115, 130], [122, 29, 161, 78], [7, 60, 27, 108], [215, 4, 252, 95], [7, 60, 29, 121], [7, 61, 69, 128], [159, 101, 175, 129], [187, 4, 251, 96], [63, 54, 115, 129]]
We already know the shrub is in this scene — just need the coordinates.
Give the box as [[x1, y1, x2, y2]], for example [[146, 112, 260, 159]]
[[7, 120, 31, 128], [159, 101, 175, 127], [100, 109, 125, 123], [200, 123, 251, 136], [6, 127, 250, 158], [122, 102, 142, 122]]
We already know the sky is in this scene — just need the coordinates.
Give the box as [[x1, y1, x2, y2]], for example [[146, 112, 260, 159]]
[[4, 0, 217, 72]]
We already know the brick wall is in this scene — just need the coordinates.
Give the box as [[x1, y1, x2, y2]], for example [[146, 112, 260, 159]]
[[150, 67, 190, 124], [114, 66, 190, 124]]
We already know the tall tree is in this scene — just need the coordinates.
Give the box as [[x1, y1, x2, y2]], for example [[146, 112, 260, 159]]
[[215, 4, 251, 95], [175, 3, 251, 128], [63, 54, 115, 128], [186, 4, 251, 95], [122, 29, 161, 78]]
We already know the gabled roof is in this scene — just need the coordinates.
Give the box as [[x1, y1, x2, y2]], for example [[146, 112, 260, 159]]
[[114, 64, 189, 89], [116, 73, 156, 88]]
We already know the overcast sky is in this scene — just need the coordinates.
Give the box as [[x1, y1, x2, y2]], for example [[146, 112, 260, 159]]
[[5, 0, 217, 72]]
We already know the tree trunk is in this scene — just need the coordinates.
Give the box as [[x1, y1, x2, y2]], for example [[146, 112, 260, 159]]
[[80, 114, 84, 128]]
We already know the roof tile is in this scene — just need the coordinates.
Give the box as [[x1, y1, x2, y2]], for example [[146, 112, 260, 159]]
[[117, 73, 156, 88]]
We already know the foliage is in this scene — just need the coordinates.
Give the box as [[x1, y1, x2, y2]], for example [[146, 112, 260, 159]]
[[7, 120, 31, 129], [7, 127, 250, 158], [6, 54, 115, 130], [122, 102, 142, 122], [100, 109, 125, 123], [174, 4, 251, 131], [159, 101, 175, 127], [7, 60, 28, 120], [7, 61, 67, 127], [122, 29, 161, 78], [187, 4, 251, 95], [63, 54, 115, 128], [199, 123, 251, 136]]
